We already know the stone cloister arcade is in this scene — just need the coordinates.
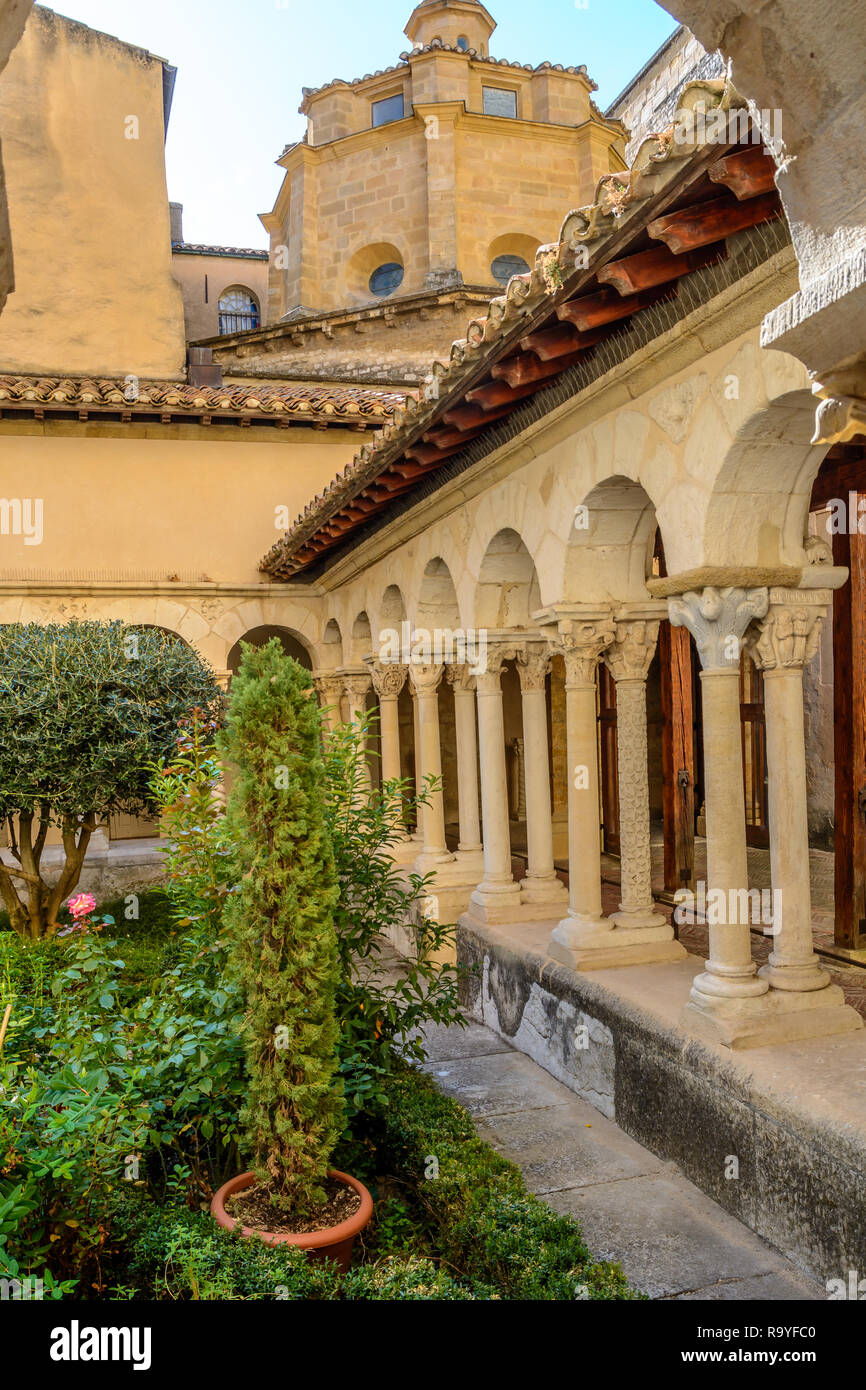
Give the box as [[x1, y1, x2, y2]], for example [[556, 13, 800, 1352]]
[[293, 333, 862, 1054]]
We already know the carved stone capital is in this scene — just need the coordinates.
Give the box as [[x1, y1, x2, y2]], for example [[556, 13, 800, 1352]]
[[407, 662, 444, 696], [516, 647, 550, 692], [812, 393, 866, 446], [446, 663, 476, 694], [342, 673, 372, 705], [548, 616, 616, 688], [668, 586, 769, 671], [745, 588, 829, 671], [313, 673, 344, 705], [604, 619, 660, 683], [366, 659, 407, 699]]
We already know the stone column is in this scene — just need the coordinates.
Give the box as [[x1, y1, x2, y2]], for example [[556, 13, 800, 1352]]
[[747, 590, 861, 1038], [367, 660, 407, 785], [547, 618, 614, 965], [408, 663, 455, 871], [669, 589, 771, 1042], [312, 672, 344, 734], [367, 659, 414, 859], [469, 650, 522, 921], [410, 681, 424, 843], [604, 618, 669, 933], [342, 671, 372, 788], [446, 664, 485, 879], [516, 648, 568, 909]]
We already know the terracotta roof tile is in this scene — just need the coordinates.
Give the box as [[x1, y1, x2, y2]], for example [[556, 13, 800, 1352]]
[[261, 79, 782, 577], [0, 375, 404, 424]]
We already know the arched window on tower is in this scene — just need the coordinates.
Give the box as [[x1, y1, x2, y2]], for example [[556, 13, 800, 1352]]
[[218, 286, 260, 334]]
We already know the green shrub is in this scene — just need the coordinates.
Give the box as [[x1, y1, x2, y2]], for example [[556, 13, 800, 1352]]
[[0, 621, 221, 939], [361, 1066, 637, 1301], [220, 642, 344, 1217]]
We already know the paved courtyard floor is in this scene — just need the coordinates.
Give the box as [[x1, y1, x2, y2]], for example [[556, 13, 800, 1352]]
[[418, 1015, 826, 1301]]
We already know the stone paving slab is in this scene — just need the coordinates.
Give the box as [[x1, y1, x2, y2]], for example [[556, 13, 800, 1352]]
[[548, 1175, 823, 1301], [474, 1100, 668, 1195], [421, 1017, 825, 1302], [421, 1048, 569, 1117]]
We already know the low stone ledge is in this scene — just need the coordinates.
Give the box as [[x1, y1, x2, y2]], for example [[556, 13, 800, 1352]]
[[457, 915, 866, 1284]]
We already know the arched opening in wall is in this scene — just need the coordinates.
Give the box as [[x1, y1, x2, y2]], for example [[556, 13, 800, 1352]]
[[344, 242, 405, 305], [226, 625, 313, 677], [809, 436, 866, 950], [563, 479, 699, 900], [350, 611, 373, 665], [456, 34, 469, 50], [704, 389, 848, 950], [321, 618, 343, 671], [486, 233, 539, 288], [474, 530, 552, 871], [218, 286, 260, 334]]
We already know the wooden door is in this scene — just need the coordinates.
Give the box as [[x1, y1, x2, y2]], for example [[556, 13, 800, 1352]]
[[660, 620, 697, 891], [739, 651, 770, 848], [599, 663, 619, 855]]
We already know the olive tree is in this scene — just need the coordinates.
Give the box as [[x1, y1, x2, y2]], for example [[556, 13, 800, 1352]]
[[0, 621, 222, 939]]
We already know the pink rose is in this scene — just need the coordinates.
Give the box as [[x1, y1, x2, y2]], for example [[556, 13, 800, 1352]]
[[67, 892, 96, 920]]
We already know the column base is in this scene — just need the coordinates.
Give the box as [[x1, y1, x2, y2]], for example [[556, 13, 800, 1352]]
[[610, 905, 669, 931], [467, 881, 556, 925], [387, 834, 421, 865], [682, 981, 864, 1050], [758, 958, 833, 992], [520, 873, 569, 908], [548, 919, 686, 972], [453, 847, 486, 880]]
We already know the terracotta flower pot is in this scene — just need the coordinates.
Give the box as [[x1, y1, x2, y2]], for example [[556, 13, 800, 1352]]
[[210, 1168, 373, 1274]]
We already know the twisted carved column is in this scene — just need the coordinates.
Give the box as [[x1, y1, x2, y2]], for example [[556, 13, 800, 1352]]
[[516, 647, 567, 907], [604, 619, 667, 931]]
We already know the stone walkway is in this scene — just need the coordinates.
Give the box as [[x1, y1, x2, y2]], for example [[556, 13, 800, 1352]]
[[419, 1016, 825, 1301]]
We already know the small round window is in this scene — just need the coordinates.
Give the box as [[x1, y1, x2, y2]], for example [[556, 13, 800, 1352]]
[[369, 262, 404, 297], [491, 254, 531, 285]]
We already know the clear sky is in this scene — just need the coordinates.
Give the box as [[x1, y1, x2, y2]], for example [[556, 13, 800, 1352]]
[[47, 0, 678, 248]]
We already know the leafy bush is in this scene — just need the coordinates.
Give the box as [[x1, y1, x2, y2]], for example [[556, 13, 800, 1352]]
[[359, 1066, 637, 1301], [323, 714, 466, 1121], [0, 621, 221, 938], [220, 642, 344, 1217]]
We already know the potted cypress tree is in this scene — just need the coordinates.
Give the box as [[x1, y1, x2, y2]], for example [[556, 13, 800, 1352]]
[[210, 640, 372, 1268]]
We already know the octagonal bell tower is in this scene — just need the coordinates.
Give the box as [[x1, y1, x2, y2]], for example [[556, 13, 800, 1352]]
[[404, 0, 496, 56]]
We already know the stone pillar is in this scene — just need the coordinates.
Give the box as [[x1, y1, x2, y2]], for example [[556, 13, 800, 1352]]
[[446, 664, 485, 879], [410, 682, 424, 843], [604, 618, 669, 933], [367, 660, 407, 785], [746, 589, 861, 1038], [668, 588, 773, 1045], [408, 664, 455, 871], [312, 672, 344, 734], [342, 671, 372, 788], [367, 660, 414, 860], [516, 648, 567, 909], [468, 651, 522, 921], [547, 618, 614, 966]]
